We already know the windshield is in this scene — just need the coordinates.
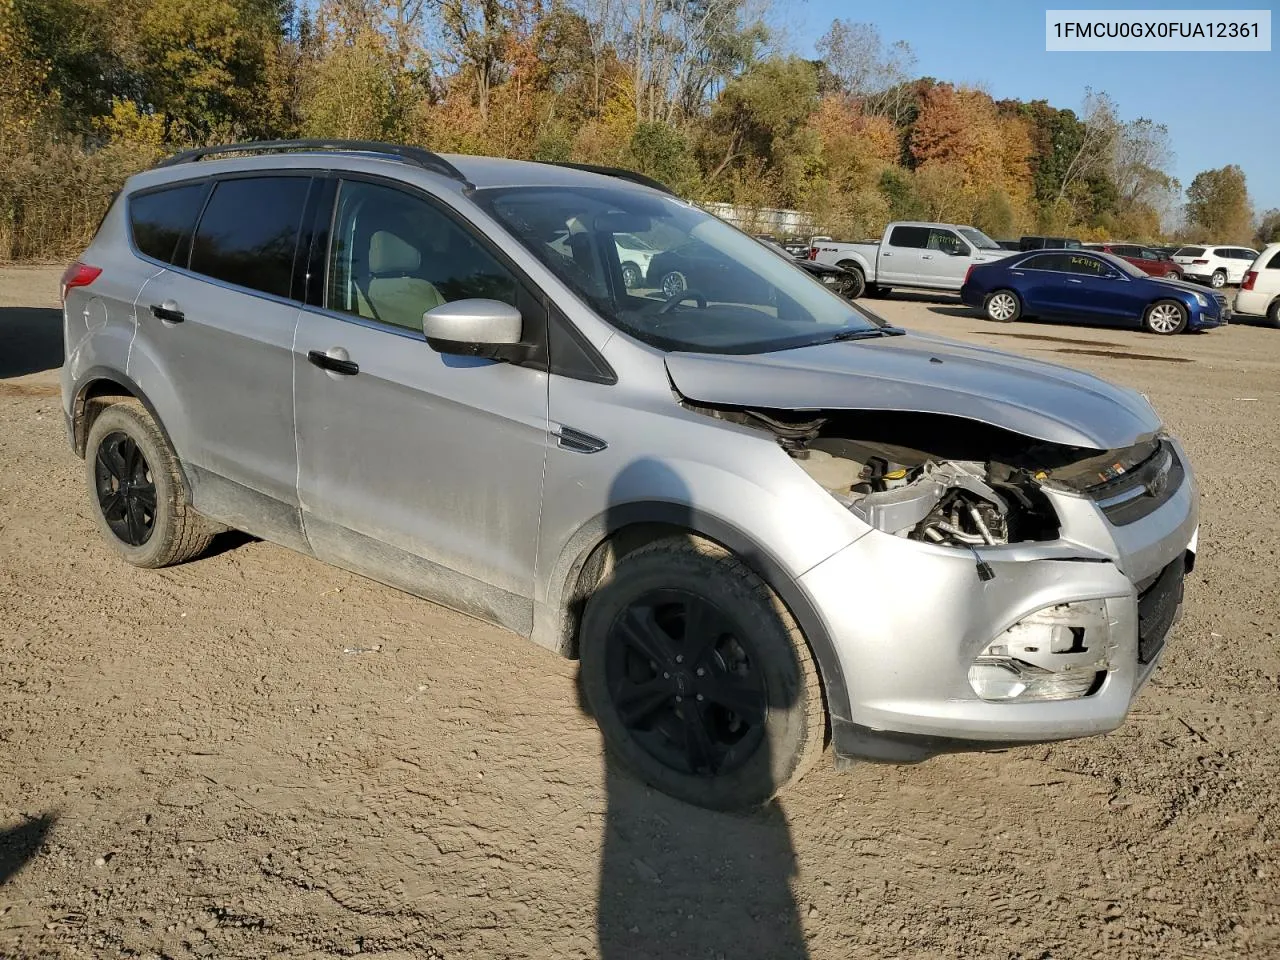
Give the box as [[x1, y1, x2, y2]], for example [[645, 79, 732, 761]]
[[476, 186, 882, 354], [958, 227, 1002, 250]]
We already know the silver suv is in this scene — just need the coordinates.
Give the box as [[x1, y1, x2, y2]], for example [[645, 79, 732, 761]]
[[60, 140, 1198, 810]]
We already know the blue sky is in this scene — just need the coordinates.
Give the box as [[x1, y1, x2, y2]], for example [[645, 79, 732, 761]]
[[785, 0, 1279, 215]]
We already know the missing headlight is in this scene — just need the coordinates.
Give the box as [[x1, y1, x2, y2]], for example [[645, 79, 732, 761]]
[[968, 599, 1117, 702]]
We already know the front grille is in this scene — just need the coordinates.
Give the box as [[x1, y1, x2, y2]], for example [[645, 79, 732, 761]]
[[1089, 440, 1184, 526], [1136, 558, 1185, 664]]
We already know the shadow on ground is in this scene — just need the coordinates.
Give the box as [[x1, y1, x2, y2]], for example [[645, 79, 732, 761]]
[[576, 458, 811, 960], [0, 814, 56, 885], [0, 307, 63, 379]]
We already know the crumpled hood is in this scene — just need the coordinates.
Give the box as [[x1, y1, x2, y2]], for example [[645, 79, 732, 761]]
[[665, 331, 1162, 450]]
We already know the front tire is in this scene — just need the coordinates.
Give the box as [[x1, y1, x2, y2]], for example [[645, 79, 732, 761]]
[[984, 289, 1021, 323], [1143, 299, 1188, 335], [580, 536, 826, 811], [85, 399, 215, 568], [660, 270, 687, 299], [621, 262, 641, 289], [1211, 269, 1228, 289]]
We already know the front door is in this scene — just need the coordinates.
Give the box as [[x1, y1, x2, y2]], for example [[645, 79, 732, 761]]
[[923, 227, 973, 289], [294, 177, 550, 635]]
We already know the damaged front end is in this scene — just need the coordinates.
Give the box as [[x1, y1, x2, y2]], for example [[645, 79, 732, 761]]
[[686, 405, 1185, 710], [721, 407, 1167, 549]]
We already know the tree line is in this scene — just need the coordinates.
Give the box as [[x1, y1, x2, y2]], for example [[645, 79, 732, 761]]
[[1, 0, 1272, 260]]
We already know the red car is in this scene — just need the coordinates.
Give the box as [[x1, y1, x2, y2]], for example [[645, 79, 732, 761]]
[[1083, 243, 1183, 279]]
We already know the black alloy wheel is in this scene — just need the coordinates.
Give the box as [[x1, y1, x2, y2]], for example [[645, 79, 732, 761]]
[[603, 588, 767, 777], [94, 431, 157, 546]]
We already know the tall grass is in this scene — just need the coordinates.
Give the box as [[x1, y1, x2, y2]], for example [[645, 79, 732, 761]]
[[0, 139, 161, 261]]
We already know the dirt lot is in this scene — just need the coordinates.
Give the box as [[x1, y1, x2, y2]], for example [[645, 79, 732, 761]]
[[1, 264, 1277, 959]]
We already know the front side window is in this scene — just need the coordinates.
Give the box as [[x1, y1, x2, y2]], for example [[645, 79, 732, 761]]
[[129, 182, 208, 265], [327, 180, 518, 333], [189, 177, 311, 298], [476, 186, 881, 354], [888, 225, 930, 248], [1062, 254, 1112, 277], [928, 229, 968, 255]]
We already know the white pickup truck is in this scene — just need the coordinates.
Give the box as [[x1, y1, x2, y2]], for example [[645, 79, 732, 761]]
[[810, 221, 1012, 297]]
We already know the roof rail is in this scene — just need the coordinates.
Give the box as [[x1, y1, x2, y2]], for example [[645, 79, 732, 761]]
[[545, 162, 676, 195], [155, 139, 473, 187]]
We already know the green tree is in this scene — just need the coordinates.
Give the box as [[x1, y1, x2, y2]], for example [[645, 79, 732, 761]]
[[1185, 164, 1253, 243], [1255, 208, 1280, 248], [139, 0, 289, 139], [698, 55, 818, 198], [627, 122, 698, 194]]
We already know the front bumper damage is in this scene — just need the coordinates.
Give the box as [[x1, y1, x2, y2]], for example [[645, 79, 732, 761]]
[[801, 453, 1198, 763]]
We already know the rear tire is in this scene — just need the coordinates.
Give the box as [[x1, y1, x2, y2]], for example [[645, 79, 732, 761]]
[[1211, 269, 1228, 289], [1267, 299, 1280, 329], [836, 261, 866, 299], [579, 536, 827, 811], [1142, 299, 1188, 335], [984, 289, 1021, 323], [85, 399, 215, 568], [621, 262, 641, 289]]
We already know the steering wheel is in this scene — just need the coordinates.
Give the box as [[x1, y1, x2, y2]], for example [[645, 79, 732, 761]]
[[658, 290, 709, 314]]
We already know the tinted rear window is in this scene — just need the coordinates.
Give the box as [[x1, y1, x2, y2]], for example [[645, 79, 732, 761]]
[[888, 226, 930, 248], [1267, 251, 1280, 269], [129, 183, 208, 264], [1176, 247, 1205, 257], [190, 177, 311, 299]]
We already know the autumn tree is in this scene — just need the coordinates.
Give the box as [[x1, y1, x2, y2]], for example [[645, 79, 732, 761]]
[[1186, 165, 1253, 243], [815, 19, 916, 124]]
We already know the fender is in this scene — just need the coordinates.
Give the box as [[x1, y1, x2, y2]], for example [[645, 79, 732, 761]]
[[69, 366, 194, 498], [543, 501, 853, 725]]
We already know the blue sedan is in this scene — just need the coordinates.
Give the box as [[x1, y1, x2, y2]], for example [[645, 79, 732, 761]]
[[960, 250, 1229, 334]]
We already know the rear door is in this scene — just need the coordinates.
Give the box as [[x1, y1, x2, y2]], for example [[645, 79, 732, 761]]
[[1229, 249, 1258, 283], [130, 174, 311, 542], [1009, 253, 1069, 313], [880, 225, 929, 284]]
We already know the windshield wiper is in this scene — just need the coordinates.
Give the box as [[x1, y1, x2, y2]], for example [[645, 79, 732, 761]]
[[824, 325, 906, 342]]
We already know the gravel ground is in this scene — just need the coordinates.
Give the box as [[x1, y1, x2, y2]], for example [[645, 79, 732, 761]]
[[1, 266, 1277, 959]]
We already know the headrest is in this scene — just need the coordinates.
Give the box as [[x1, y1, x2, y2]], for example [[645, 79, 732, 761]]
[[369, 230, 420, 275]]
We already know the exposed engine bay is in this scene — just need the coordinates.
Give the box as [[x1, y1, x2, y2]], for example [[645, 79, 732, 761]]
[[692, 406, 1165, 547]]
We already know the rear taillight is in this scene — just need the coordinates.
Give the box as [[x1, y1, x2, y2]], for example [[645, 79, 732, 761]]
[[808, 246, 818, 260], [1192, 258, 1209, 264], [60, 262, 101, 303], [1243, 270, 1257, 290], [963, 264, 976, 285]]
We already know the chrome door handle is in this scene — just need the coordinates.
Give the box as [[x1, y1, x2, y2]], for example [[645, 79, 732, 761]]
[[921, 255, 933, 260], [1066, 278, 1084, 284]]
